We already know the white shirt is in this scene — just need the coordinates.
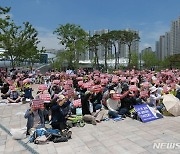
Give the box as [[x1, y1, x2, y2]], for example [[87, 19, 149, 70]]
[[106, 98, 121, 112], [149, 93, 162, 106]]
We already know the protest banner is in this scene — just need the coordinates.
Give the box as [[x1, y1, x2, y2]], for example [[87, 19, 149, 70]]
[[133, 104, 163, 122]]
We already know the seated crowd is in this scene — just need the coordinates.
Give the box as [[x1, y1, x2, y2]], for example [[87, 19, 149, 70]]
[[0, 68, 180, 143]]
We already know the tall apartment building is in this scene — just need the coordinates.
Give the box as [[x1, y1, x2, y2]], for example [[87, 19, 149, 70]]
[[155, 35, 166, 61], [170, 16, 180, 55], [164, 32, 171, 57], [155, 41, 160, 59], [141, 47, 153, 57], [156, 15, 180, 61]]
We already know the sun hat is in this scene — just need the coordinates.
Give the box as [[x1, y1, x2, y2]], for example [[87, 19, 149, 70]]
[[109, 90, 115, 94], [85, 91, 92, 95], [150, 86, 158, 93], [58, 94, 65, 101]]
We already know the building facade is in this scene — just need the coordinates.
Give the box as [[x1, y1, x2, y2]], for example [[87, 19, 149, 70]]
[[170, 16, 180, 55], [156, 15, 180, 61]]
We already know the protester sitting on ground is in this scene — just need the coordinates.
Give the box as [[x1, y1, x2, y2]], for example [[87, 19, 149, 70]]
[[50, 94, 71, 131], [22, 83, 34, 103], [102, 85, 114, 107], [49, 84, 61, 99], [91, 91, 103, 111], [24, 102, 47, 135], [81, 91, 97, 125], [148, 86, 164, 113], [7, 86, 21, 103], [176, 88, 180, 100], [1, 83, 9, 99], [106, 90, 121, 118], [0, 76, 4, 88], [119, 87, 137, 117]]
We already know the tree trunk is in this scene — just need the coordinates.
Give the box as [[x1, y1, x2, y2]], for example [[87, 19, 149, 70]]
[[128, 44, 131, 67], [95, 50, 99, 70], [113, 43, 117, 69], [10, 55, 15, 68], [117, 41, 121, 65], [104, 46, 108, 72]]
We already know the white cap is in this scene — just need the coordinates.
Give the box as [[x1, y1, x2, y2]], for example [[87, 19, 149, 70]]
[[58, 94, 65, 101]]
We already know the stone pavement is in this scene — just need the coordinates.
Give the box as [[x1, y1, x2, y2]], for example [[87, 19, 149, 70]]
[[0, 85, 180, 154]]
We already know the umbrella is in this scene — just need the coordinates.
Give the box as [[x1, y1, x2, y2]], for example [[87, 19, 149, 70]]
[[163, 94, 180, 116]]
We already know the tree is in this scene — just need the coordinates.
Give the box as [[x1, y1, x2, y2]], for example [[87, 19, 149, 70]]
[[123, 30, 140, 67], [142, 50, 158, 68], [18, 22, 45, 69], [0, 7, 11, 50], [108, 30, 118, 69], [116, 30, 125, 66], [54, 23, 88, 69], [0, 22, 20, 67], [88, 34, 100, 70], [0, 7, 43, 68], [1, 21, 43, 68], [130, 52, 138, 69], [99, 33, 111, 72], [0, 6, 11, 37]]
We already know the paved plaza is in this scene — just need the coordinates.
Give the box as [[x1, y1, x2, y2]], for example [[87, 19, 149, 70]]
[[0, 85, 180, 154]]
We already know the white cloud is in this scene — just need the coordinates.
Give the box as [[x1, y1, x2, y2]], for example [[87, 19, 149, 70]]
[[36, 27, 64, 50]]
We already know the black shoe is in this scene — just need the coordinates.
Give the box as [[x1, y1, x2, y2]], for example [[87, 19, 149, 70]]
[[122, 115, 126, 118], [53, 136, 68, 143], [67, 131, 72, 139], [26, 131, 30, 136]]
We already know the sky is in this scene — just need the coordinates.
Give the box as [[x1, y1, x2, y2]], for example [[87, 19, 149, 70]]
[[1, 0, 180, 51]]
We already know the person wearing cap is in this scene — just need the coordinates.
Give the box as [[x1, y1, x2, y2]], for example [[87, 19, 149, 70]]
[[50, 94, 71, 130], [148, 86, 164, 112], [106, 90, 121, 118], [107, 89, 130, 118], [102, 85, 115, 107]]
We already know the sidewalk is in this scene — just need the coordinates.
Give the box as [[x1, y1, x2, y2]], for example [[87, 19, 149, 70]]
[[0, 85, 180, 153]]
